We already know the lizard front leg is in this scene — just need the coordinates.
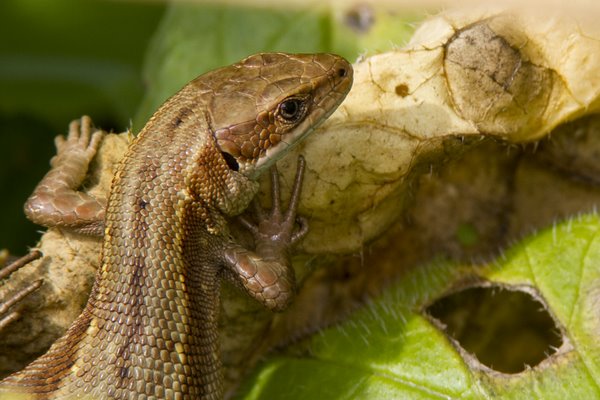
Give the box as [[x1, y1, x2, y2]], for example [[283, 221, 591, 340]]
[[24, 116, 106, 236], [223, 156, 308, 311]]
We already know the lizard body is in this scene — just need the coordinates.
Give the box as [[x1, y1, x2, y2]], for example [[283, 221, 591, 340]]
[[0, 53, 352, 399]]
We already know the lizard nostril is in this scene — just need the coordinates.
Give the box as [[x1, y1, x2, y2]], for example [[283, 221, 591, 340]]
[[337, 68, 347, 78]]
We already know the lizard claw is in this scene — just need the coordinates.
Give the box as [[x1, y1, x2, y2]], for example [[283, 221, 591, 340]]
[[290, 215, 309, 245]]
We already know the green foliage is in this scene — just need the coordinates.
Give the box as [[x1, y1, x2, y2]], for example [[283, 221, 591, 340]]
[[237, 214, 600, 399], [0, 0, 164, 253]]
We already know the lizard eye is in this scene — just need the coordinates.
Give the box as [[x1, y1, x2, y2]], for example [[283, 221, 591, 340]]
[[221, 152, 239, 171], [277, 97, 307, 123]]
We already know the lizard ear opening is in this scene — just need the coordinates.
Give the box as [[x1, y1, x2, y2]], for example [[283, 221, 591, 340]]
[[221, 152, 239, 171]]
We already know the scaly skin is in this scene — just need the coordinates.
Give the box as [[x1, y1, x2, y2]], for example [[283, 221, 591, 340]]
[[0, 53, 352, 399]]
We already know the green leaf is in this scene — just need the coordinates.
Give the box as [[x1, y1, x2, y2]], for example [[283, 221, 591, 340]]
[[237, 214, 600, 399]]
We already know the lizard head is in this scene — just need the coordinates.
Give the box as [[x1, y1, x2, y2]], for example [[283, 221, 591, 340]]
[[206, 52, 353, 180]]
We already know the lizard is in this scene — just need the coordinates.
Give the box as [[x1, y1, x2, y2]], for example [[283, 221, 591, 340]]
[[0, 52, 352, 399]]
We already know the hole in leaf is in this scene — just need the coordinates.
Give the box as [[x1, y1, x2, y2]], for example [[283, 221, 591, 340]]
[[425, 285, 563, 373]]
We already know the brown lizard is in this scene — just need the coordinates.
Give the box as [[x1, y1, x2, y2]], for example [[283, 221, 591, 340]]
[[0, 52, 352, 399]]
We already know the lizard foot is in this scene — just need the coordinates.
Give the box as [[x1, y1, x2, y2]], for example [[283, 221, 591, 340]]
[[0, 250, 43, 331], [238, 156, 309, 252], [51, 115, 104, 171]]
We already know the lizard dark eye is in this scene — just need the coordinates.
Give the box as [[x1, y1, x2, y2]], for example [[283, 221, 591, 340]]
[[278, 98, 306, 123], [221, 152, 239, 171]]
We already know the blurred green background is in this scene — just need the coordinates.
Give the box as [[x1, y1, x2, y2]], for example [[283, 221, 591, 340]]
[[0, 0, 165, 254]]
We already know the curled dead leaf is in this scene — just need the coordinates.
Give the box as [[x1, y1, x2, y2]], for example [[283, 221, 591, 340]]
[[277, 6, 600, 254]]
